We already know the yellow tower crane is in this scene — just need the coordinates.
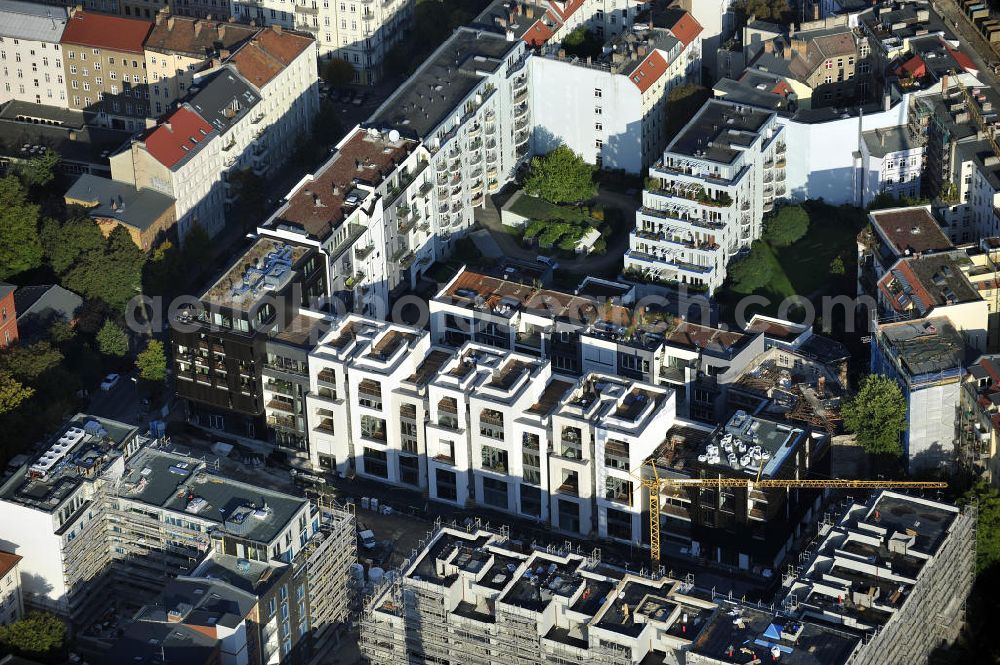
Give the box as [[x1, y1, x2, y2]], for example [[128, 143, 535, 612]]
[[637, 459, 948, 565]]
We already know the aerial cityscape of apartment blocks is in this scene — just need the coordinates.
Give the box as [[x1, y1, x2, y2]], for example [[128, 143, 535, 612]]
[[0, 0, 998, 663]]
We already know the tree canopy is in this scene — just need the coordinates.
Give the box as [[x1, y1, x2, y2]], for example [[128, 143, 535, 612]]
[[523, 145, 597, 204], [728, 241, 774, 294], [734, 0, 789, 21], [0, 612, 67, 660], [45, 220, 146, 311], [322, 57, 356, 86], [763, 205, 810, 247], [561, 27, 603, 59], [0, 176, 43, 279], [136, 339, 167, 383], [97, 320, 129, 358], [842, 374, 907, 456], [665, 84, 711, 143], [14, 150, 60, 189], [0, 371, 34, 416]]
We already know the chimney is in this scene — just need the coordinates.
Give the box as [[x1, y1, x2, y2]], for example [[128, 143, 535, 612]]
[[194, 20, 203, 37], [272, 24, 282, 34], [219, 47, 230, 60], [941, 72, 950, 94], [167, 16, 175, 30], [218, 24, 226, 40], [155, 11, 163, 26], [879, 129, 884, 147], [813, 1, 820, 21], [164, 121, 173, 132], [525, 3, 533, 18], [792, 38, 808, 58]]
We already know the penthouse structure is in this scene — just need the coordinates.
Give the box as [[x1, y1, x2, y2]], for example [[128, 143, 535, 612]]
[[528, 7, 703, 173], [368, 27, 532, 249], [0, 0, 70, 108], [259, 126, 433, 316], [360, 524, 866, 665], [784, 492, 975, 665], [624, 99, 786, 294]]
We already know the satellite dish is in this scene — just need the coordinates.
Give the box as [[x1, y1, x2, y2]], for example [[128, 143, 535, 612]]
[[388, 129, 400, 143]]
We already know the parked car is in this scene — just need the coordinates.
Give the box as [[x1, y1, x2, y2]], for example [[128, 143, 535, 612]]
[[100, 373, 120, 391], [358, 528, 377, 550], [536, 255, 559, 270]]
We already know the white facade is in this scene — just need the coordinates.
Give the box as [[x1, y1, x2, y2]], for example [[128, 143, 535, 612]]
[[860, 126, 924, 207], [625, 99, 786, 294], [0, 1, 69, 108], [229, 0, 414, 83], [0, 553, 22, 625], [528, 22, 701, 173]]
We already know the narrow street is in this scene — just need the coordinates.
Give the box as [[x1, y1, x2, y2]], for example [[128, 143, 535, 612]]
[[933, 0, 1000, 89]]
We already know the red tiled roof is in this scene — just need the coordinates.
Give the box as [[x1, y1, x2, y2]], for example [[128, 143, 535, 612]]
[[895, 54, 926, 79], [630, 51, 668, 93], [229, 27, 314, 88], [772, 80, 792, 96], [945, 45, 978, 73], [665, 11, 703, 48], [546, 0, 585, 22], [0, 551, 21, 579], [143, 107, 215, 169], [525, 16, 557, 47], [60, 11, 152, 54]]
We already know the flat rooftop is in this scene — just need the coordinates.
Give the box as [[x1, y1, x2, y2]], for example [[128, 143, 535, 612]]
[[267, 128, 418, 240], [193, 552, 288, 596], [405, 349, 453, 387], [870, 207, 952, 257], [200, 237, 308, 312], [667, 321, 750, 358], [369, 27, 519, 139], [862, 126, 924, 159], [439, 269, 630, 324], [867, 492, 957, 555], [0, 415, 137, 513], [692, 604, 860, 665], [878, 317, 965, 378], [500, 552, 584, 612], [117, 448, 307, 545], [669, 100, 772, 164]]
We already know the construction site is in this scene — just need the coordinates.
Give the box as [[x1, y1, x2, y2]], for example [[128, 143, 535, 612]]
[[359, 489, 975, 665]]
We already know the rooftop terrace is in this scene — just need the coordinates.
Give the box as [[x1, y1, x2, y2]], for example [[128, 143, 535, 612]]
[[268, 128, 419, 240], [200, 237, 308, 312], [0, 415, 137, 512], [669, 100, 773, 164]]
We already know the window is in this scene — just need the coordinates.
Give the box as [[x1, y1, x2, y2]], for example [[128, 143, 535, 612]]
[[595, 106, 602, 115], [482, 477, 508, 508], [606, 508, 632, 541], [481, 445, 508, 473], [594, 88, 602, 97], [362, 447, 387, 478], [595, 122, 602, 132], [605, 477, 633, 505], [435, 468, 457, 501], [595, 139, 603, 149]]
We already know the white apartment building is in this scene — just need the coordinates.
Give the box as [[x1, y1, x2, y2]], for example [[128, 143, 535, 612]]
[[0, 551, 23, 625], [303, 312, 678, 546], [112, 26, 317, 239], [474, 0, 651, 47], [529, 10, 703, 173], [624, 99, 786, 294], [860, 125, 924, 207], [0, 0, 69, 108], [368, 27, 532, 255], [228, 0, 414, 83], [259, 126, 434, 316]]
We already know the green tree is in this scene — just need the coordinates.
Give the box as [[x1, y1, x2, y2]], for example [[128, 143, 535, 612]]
[[322, 57, 356, 86], [830, 255, 845, 275], [763, 205, 809, 247], [0, 176, 43, 279], [0, 611, 67, 659], [523, 145, 597, 204], [561, 27, 602, 59], [41, 215, 105, 274], [14, 150, 60, 189], [136, 339, 167, 383], [62, 226, 145, 310], [97, 320, 129, 357], [0, 341, 63, 382], [842, 374, 907, 456], [0, 371, 34, 415], [734, 0, 789, 21], [665, 84, 711, 143], [728, 241, 774, 294]]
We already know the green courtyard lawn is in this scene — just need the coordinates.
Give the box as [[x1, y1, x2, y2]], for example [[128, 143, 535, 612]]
[[717, 201, 865, 324]]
